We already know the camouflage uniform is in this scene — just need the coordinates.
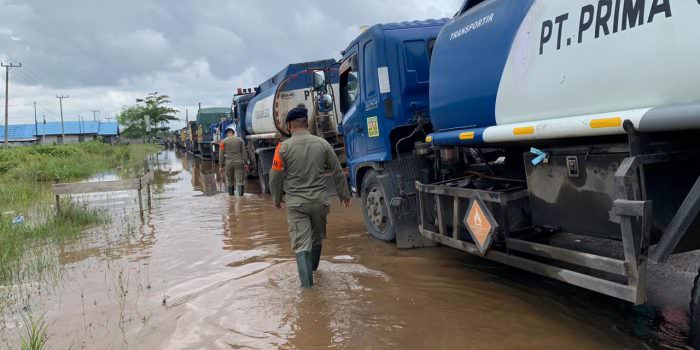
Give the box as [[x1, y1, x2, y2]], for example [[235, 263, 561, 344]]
[[219, 135, 249, 196], [270, 130, 351, 287]]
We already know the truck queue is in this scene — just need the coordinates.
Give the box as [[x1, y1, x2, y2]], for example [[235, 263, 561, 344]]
[[176, 0, 700, 347]]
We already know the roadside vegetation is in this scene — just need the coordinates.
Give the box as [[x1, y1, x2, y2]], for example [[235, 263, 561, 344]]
[[0, 142, 160, 285], [19, 314, 48, 350]]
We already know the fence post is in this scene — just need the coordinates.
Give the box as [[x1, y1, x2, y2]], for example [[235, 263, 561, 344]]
[[54, 177, 61, 214], [146, 172, 152, 209], [137, 183, 144, 216]]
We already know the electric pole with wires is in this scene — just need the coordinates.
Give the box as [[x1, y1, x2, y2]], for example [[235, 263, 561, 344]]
[[56, 95, 69, 143], [33, 101, 38, 142], [91, 109, 99, 121], [2, 62, 21, 147]]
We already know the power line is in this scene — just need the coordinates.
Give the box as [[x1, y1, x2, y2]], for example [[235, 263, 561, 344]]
[[2, 62, 21, 147], [0, 55, 45, 85]]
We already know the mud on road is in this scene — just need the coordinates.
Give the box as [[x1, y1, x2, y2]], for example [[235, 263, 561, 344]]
[[0, 150, 692, 349]]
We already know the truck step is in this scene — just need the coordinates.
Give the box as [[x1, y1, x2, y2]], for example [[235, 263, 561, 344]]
[[507, 234, 627, 277]]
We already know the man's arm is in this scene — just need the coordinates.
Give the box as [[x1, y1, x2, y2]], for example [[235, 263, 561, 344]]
[[240, 138, 250, 165], [325, 142, 351, 202], [218, 141, 225, 164], [269, 143, 285, 207]]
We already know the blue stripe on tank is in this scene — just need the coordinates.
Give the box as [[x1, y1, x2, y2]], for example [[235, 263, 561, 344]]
[[429, 0, 534, 133], [428, 127, 487, 146]]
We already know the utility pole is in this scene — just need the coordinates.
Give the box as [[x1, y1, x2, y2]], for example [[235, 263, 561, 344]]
[[42, 115, 46, 144], [56, 95, 69, 143], [33, 101, 38, 142], [91, 109, 99, 121], [2, 62, 21, 147], [78, 114, 82, 142]]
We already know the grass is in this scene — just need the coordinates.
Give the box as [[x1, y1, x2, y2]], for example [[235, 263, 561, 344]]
[[20, 314, 48, 350], [0, 202, 109, 284], [0, 142, 160, 286]]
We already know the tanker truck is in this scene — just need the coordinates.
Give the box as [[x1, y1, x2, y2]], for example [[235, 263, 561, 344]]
[[236, 59, 342, 193], [211, 88, 260, 164], [340, 1, 700, 346], [191, 107, 232, 159]]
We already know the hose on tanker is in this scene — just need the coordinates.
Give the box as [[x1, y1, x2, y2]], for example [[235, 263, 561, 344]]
[[395, 119, 427, 159], [395, 129, 420, 160], [474, 148, 496, 176]]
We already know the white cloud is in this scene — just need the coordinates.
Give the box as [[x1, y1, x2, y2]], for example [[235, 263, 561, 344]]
[[0, 0, 461, 126]]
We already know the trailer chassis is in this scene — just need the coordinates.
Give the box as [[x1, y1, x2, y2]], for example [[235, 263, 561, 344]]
[[416, 123, 700, 305]]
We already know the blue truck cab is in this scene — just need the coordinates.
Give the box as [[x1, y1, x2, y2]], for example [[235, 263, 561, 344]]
[[339, 19, 447, 244], [339, 19, 447, 193]]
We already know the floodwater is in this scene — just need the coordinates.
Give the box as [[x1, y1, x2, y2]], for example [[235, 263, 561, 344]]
[[0, 150, 693, 349]]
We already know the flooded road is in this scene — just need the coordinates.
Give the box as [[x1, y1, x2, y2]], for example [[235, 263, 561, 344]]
[[0, 150, 692, 349]]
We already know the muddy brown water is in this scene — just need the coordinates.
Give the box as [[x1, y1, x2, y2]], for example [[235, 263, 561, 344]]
[[0, 150, 693, 349]]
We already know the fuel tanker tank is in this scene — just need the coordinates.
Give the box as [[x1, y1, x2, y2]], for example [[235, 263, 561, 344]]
[[429, 0, 700, 144], [245, 59, 340, 137]]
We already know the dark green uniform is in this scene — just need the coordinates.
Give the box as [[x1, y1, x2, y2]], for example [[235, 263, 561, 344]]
[[219, 135, 249, 196], [270, 130, 351, 287]]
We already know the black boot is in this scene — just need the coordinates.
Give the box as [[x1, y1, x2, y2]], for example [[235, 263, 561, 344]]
[[295, 251, 314, 288], [237, 185, 245, 197], [227, 185, 235, 196], [311, 244, 322, 271]]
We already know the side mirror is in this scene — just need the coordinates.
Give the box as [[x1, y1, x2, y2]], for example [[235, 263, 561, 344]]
[[313, 70, 326, 91], [318, 94, 334, 112]]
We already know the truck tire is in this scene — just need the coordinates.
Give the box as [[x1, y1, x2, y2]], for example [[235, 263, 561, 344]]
[[691, 266, 700, 349], [361, 171, 396, 241], [258, 158, 270, 194]]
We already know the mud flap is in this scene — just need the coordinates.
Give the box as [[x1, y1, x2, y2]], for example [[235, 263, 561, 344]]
[[377, 173, 437, 249]]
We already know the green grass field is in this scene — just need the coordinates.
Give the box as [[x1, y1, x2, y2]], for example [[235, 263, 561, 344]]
[[0, 142, 160, 285]]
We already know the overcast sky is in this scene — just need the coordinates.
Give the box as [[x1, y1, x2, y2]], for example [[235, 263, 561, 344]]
[[0, 0, 459, 128]]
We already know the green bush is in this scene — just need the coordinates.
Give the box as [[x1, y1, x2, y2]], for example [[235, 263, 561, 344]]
[[0, 142, 159, 286]]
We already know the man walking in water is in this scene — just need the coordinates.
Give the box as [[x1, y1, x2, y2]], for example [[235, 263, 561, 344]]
[[219, 126, 250, 196], [269, 105, 351, 288]]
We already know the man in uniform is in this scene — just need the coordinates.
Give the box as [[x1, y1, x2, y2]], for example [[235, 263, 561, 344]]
[[219, 126, 250, 196], [270, 105, 351, 288]]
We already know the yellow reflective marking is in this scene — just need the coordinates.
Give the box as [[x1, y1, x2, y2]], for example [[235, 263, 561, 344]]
[[459, 132, 475, 140], [513, 126, 535, 135], [425, 135, 433, 143], [589, 117, 622, 129]]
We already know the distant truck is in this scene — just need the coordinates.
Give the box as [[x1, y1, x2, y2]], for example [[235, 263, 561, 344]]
[[340, 1, 700, 346], [189, 107, 232, 159], [233, 60, 342, 193]]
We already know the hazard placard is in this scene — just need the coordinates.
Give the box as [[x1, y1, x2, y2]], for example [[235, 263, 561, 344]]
[[463, 198, 498, 255]]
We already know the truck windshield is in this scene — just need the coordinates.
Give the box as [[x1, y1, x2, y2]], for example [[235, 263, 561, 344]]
[[458, 0, 487, 16], [340, 56, 360, 114]]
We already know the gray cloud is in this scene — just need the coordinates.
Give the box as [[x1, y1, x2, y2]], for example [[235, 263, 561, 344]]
[[0, 0, 460, 127]]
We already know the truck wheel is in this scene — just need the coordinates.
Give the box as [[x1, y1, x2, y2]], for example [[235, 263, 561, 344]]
[[361, 171, 395, 241], [691, 266, 700, 348], [258, 158, 270, 194]]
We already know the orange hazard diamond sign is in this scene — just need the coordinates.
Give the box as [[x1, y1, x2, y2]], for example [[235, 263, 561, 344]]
[[464, 198, 498, 255]]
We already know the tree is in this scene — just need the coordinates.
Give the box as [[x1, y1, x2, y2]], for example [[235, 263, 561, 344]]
[[117, 92, 179, 140], [117, 105, 148, 139]]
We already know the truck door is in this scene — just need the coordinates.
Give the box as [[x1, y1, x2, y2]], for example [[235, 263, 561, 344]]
[[340, 46, 365, 161], [359, 39, 384, 155]]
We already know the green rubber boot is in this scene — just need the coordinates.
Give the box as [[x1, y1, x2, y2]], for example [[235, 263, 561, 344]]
[[227, 185, 235, 196], [237, 185, 245, 197], [311, 244, 322, 271], [295, 251, 314, 288]]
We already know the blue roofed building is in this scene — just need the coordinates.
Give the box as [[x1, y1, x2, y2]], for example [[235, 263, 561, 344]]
[[0, 120, 119, 145], [0, 124, 38, 146]]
